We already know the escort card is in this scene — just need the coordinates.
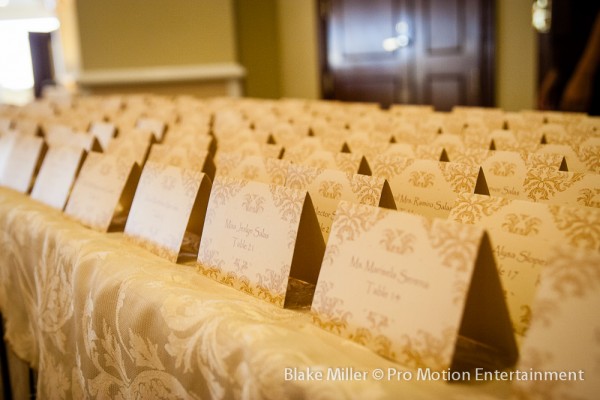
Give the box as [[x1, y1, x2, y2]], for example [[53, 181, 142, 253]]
[[480, 151, 564, 199], [295, 150, 370, 176], [383, 143, 447, 161], [284, 137, 348, 164], [136, 117, 166, 141], [522, 168, 600, 208], [312, 201, 518, 372], [285, 165, 395, 241], [216, 154, 290, 185], [163, 132, 216, 157], [514, 246, 600, 400], [449, 193, 600, 338], [89, 121, 116, 151], [147, 144, 215, 180], [30, 146, 86, 210], [65, 152, 141, 232], [197, 176, 325, 308], [106, 135, 152, 167], [0, 135, 47, 193], [217, 141, 283, 160], [370, 156, 489, 218], [124, 161, 212, 262], [536, 144, 587, 172]]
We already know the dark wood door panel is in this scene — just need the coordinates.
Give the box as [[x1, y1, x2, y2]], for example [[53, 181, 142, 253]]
[[319, 0, 494, 109]]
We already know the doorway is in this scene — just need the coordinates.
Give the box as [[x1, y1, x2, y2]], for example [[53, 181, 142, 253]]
[[317, 0, 495, 110]]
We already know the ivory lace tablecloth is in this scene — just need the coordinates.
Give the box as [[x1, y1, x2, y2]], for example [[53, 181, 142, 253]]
[[0, 187, 511, 399]]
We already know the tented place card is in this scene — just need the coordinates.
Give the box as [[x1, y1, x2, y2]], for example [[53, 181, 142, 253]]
[[283, 137, 348, 164], [136, 117, 166, 141], [535, 144, 587, 172], [164, 133, 216, 157], [312, 201, 518, 372], [89, 121, 116, 151], [480, 151, 564, 199], [285, 164, 396, 241], [522, 168, 600, 208], [294, 150, 371, 176], [449, 193, 600, 338], [197, 176, 325, 308], [383, 143, 447, 161], [106, 135, 152, 167], [124, 161, 212, 262], [65, 152, 141, 232], [216, 154, 289, 185], [147, 144, 215, 180], [370, 156, 489, 218], [30, 146, 86, 210], [0, 135, 47, 193], [514, 246, 600, 400]]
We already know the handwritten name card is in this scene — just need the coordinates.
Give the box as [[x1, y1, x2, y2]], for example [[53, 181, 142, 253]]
[[514, 246, 600, 400], [65, 152, 140, 231], [0, 135, 47, 193], [286, 165, 395, 241], [124, 161, 212, 262], [450, 193, 600, 337], [370, 156, 489, 218], [30, 146, 86, 210], [312, 201, 517, 372], [197, 176, 325, 308]]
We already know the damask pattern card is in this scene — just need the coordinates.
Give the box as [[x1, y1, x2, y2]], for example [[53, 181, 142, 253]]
[[125, 161, 212, 262], [312, 201, 517, 372], [197, 176, 324, 308], [65, 152, 140, 232], [370, 156, 489, 218], [286, 164, 395, 241], [450, 193, 600, 338], [514, 246, 600, 400], [30, 146, 86, 210]]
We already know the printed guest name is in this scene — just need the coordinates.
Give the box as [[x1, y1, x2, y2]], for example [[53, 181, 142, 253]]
[[395, 194, 452, 211]]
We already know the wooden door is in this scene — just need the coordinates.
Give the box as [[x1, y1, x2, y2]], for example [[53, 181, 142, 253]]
[[319, 0, 495, 110]]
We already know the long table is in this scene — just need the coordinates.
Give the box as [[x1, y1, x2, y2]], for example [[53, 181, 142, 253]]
[[0, 187, 512, 399]]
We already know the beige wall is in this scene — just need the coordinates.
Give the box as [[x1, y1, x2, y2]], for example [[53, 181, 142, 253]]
[[276, 0, 320, 99], [496, 0, 537, 111], [76, 0, 237, 70]]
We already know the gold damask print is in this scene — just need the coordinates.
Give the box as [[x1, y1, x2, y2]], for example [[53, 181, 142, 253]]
[[577, 188, 600, 208], [181, 169, 203, 200], [264, 158, 287, 185], [351, 175, 383, 206], [256, 266, 289, 307], [579, 145, 600, 173], [371, 156, 414, 179], [269, 185, 304, 223], [312, 281, 351, 334], [242, 193, 266, 214], [210, 177, 247, 206], [397, 327, 456, 370], [349, 328, 396, 361], [241, 165, 259, 180], [125, 234, 179, 262], [335, 153, 361, 176], [408, 171, 435, 188], [318, 180, 343, 200], [423, 219, 480, 272], [549, 205, 600, 249], [489, 161, 517, 177], [544, 247, 600, 299], [501, 213, 542, 236], [285, 165, 322, 190], [451, 149, 488, 166], [380, 229, 416, 254], [439, 162, 477, 193], [450, 193, 509, 224], [526, 153, 563, 169], [524, 168, 585, 201], [330, 202, 386, 245]]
